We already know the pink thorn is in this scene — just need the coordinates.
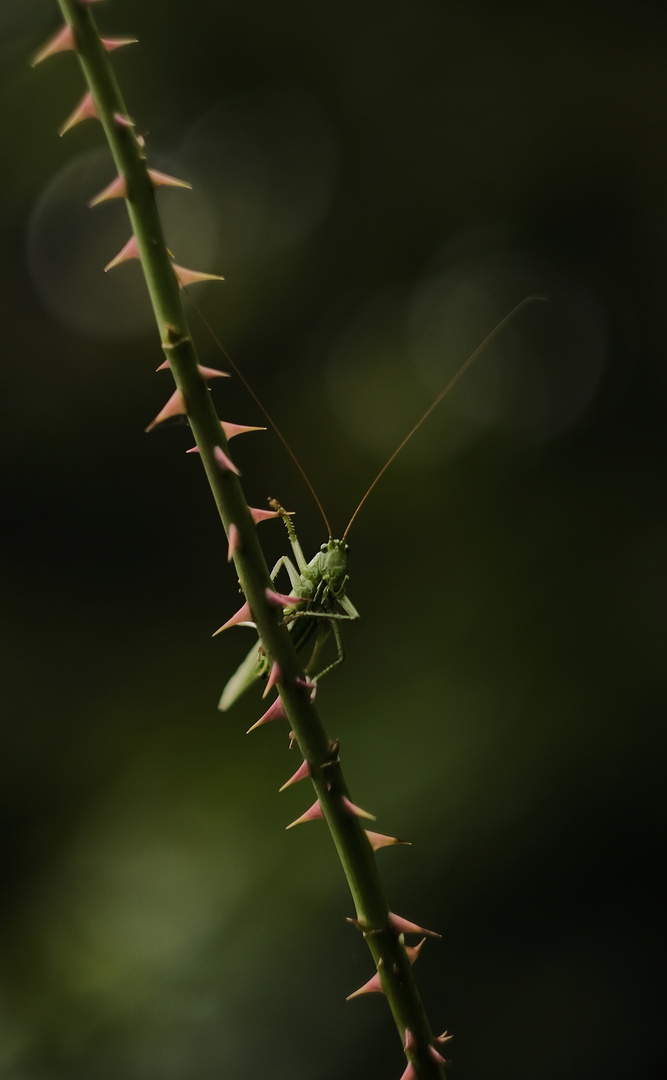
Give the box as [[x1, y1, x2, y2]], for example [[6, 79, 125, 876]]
[[113, 112, 135, 128], [388, 913, 441, 939], [404, 1029, 417, 1053], [246, 694, 287, 733], [405, 939, 426, 965], [155, 359, 229, 379], [249, 506, 293, 524], [436, 1030, 453, 1045], [227, 524, 241, 562], [345, 914, 388, 936], [341, 797, 376, 822], [88, 174, 129, 207], [198, 365, 230, 380], [398, 1064, 417, 1080], [263, 661, 282, 697], [101, 37, 138, 52], [213, 445, 240, 475], [212, 601, 253, 636], [365, 830, 410, 852], [104, 234, 139, 272], [265, 588, 302, 610], [428, 1047, 446, 1067], [294, 677, 317, 700], [145, 388, 186, 432], [345, 966, 383, 1000], [59, 91, 98, 136], [148, 168, 192, 191], [286, 799, 324, 830], [278, 759, 311, 791], [172, 263, 224, 289], [221, 421, 265, 440], [31, 25, 76, 66]]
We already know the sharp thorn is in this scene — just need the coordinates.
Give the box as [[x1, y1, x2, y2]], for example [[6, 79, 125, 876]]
[[59, 91, 98, 136], [212, 601, 253, 636], [286, 799, 324, 829], [89, 174, 128, 207], [365, 830, 411, 852], [249, 506, 293, 524], [227, 523, 241, 561], [341, 796, 376, 821], [101, 37, 138, 52], [113, 112, 135, 128], [197, 365, 230, 380], [346, 964, 383, 1000], [265, 587, 302, 610], [278, 759, 310, 791], [263, 661, 282, 697], [104, 234, 139, 272], [31, 25, 76, 67], [172, 263, 224, 289], [388, 913, 441, 939], [221, 421, 265, 440], [213, 446, 240, 475], [247, 694, 286, 733], [405, 938, 426, 965], [147, 168, 192, 191], [145, 388, 186, 432]]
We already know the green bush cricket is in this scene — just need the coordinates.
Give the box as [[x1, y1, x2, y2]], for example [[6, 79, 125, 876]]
[[198, 296, 542, 710]]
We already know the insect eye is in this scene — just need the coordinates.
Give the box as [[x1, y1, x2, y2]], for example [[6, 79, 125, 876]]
[[320, 543, 327, 553]]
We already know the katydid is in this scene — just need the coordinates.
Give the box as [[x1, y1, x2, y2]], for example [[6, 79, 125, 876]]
[[219, 499, 359, 710], [204, 296, 541, 710]]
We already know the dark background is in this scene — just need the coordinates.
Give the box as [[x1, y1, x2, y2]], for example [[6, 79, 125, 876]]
[[1, 2, 665, 1078]]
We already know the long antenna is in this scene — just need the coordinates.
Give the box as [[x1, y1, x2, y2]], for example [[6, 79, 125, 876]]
[[342, 295, 545, 539], [186, 291, 333, 537]]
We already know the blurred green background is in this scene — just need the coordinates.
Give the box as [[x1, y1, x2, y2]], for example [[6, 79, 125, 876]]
[[1, 1, 665, 1077]]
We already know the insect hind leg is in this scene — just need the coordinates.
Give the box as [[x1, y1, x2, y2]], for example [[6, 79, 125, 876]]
[[306, 619, 345, 685]]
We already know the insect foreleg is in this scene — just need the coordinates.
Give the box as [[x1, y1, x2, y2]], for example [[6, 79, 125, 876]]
[[269, 499, 311, 575], [286, 588, 359, 623], [270, 554, 304, 595], [336, 593, 360, 620]]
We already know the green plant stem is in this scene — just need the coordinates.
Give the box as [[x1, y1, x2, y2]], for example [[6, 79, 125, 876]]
[[51, 3, 447, 1075]]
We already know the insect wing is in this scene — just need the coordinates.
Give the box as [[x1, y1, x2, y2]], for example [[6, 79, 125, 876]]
[[218, 640, 266, 711]]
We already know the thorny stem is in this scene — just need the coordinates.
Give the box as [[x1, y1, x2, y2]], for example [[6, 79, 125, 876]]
[[45, 3, 447, 1077]]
